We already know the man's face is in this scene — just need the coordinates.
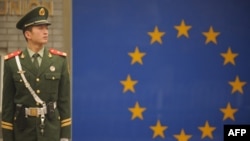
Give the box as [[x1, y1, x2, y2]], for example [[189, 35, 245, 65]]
[[25, 24, 49, 45]]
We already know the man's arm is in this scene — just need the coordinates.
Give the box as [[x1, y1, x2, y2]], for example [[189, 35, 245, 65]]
[[1, 61, 15, 141], [57, 57, 71, 139]]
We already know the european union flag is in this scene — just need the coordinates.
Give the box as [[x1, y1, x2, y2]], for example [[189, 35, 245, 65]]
[[72, 0, 250, 140]]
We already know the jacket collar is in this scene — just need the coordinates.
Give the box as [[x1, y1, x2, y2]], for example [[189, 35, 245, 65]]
[[20, 48, 53, 76]]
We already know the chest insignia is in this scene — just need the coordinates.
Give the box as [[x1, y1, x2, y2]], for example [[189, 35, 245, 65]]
[[50, 66, 56, 72]]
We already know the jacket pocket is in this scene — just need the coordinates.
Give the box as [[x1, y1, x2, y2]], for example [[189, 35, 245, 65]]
[[44, 73, 61, 92], [45, 73, 61, 80], [13, 74, 23, 82], [13, 74, 29, 89]]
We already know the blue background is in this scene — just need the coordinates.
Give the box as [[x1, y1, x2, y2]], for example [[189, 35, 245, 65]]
[[72, 0, 250, 140]]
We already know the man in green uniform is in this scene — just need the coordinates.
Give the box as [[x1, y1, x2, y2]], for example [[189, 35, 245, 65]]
[[1, 6, 71, 141]]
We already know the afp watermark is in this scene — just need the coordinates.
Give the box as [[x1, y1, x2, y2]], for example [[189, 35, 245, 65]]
[[224, 125, 250, 141]]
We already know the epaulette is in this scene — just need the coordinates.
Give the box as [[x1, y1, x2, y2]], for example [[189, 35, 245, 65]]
[[49, 48, 67, 57], [4, 50, 22, 60]]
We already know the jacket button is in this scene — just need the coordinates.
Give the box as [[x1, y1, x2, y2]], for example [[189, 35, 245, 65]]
[[36, 78, 40, 82], [36, 89, 40, 94]]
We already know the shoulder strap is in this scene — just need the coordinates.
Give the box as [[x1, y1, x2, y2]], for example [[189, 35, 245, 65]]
[[49, 48, 67, 57], [4, 50, 22, 60], [15, 56, 44, 105]]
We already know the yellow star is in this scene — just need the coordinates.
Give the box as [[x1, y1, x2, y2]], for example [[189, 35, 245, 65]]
[[198, 120, 216, 139], [202, 26, 220, 44], [150, 120, 168, 138], [120, 74, 138, 93], [128, 101, 146, 120], [220, 47, 238, 65], [174, 19, 192, 38], [173, 129, 192, 141], [128, 47, 146, 65], [148, 26, 165, 44], [228, 75, 247, 94], [220, 102, 238, 121]]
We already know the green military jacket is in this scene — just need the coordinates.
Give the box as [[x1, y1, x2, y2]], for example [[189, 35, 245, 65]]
[[1, 48, 71, 141]]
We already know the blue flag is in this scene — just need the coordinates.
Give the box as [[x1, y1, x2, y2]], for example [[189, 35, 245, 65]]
[[72, 0, 250, 140]]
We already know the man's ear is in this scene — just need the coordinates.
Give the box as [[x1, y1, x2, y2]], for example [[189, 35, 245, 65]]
[[24, 30, 31, 40]]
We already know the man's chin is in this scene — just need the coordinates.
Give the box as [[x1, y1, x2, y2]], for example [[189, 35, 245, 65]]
[[41, 40, 48, 44]]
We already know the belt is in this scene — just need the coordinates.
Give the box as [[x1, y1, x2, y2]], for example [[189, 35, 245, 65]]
[[24, 102, 56, 117], [25, 107, 46, 117]]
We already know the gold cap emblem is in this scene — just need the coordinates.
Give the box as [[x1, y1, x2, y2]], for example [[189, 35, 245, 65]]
[[39, 8, 45, 16]]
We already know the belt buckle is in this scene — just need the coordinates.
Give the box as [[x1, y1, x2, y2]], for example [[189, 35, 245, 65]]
[[29, 108, 38, 117]]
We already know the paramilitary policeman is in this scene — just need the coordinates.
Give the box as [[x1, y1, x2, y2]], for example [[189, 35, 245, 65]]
[[1, 6, 71, 141]]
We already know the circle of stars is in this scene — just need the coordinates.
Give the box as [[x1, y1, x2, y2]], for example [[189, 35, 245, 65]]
[[119, 19, 247, 140]]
